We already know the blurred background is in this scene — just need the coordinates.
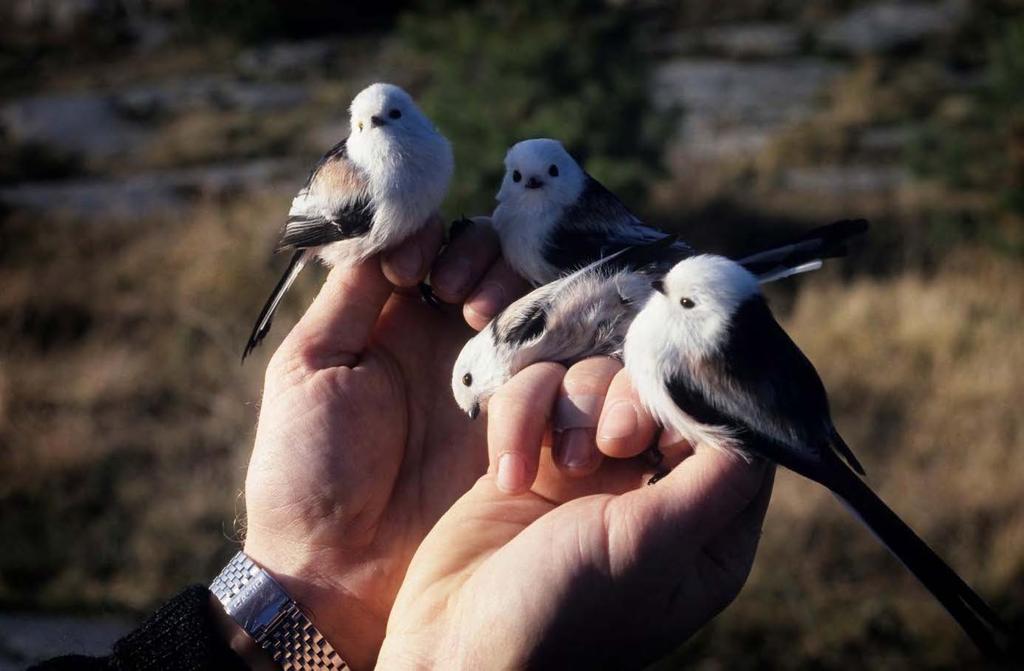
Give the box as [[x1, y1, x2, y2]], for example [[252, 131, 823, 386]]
[[0, 0, 1022, 668]]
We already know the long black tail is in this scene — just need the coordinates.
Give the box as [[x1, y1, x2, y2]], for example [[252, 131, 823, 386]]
[[242, 249, 307, 362], [738, 218, 869, 283], [826, 465, 1008, 659]]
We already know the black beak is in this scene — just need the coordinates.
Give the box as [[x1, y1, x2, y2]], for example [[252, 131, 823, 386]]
[[525, 176, 544, 189], [370, 115, 386, 128], [468, 403, 480, 420], [651, 279, 665, 294]]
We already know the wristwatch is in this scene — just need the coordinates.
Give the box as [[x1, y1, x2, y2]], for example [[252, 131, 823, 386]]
[[211, 551, 349, 670]]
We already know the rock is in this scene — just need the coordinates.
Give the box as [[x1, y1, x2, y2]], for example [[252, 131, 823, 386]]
[[5, 0, 113, 39], [659, 24, 803, 59], [0, 612, 133, 669], [654, 58, 846, 160], [1, 79, 310, 163], [859, 125, 914, 155], [705, 23, 805, 59], [0, 94, 146, 161], [782, 165, 907, 195], [820, 0, 967, 55], [112, 77, 310, 120], [237, 40, 338, 79], [0, 159, 300, 221]]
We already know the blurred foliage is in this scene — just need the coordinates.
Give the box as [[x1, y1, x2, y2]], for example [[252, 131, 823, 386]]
[[396, 0, 675, 216], [182, 0, 407, 41], [909, 17, 1024, 255]]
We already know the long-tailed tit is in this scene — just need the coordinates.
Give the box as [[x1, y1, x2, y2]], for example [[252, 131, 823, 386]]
[[492, 138, 866, 286], [451, 237, 677, 420], [243, 82, 453, 359], [623, 254, 1007, 657]]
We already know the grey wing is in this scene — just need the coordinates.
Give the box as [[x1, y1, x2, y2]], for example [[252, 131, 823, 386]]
[[277, 139, 375, 251]]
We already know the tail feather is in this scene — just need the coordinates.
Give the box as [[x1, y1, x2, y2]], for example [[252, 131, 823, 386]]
[[738, 218, 869, 282], [826, 466, 1008, 659], [242, 250, 307, 362], [755, 260, 822, 284]]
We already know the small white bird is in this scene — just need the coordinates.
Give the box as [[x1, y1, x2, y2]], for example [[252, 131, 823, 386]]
[[492, 138, 867, 286], [452, 237, 676, 420], [243, 82, 453, 359], [623, 254, 1006, 657]]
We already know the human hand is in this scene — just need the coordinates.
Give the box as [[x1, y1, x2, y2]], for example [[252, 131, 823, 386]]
[[379, 358, 775, 670], [241, 216, 530, 669]]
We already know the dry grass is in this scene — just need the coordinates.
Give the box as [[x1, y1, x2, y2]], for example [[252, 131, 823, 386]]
[[0, 191, 321, 611]]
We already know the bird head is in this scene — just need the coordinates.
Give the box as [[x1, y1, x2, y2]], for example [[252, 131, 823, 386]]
[[497, 138, 586, 213], [451, 328, 510, 420], [348, 82, 438, 146], [649, 255, 761, 354]]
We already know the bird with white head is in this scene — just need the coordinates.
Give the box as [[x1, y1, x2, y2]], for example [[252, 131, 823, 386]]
[[243, 82, 453, 359], [451, 236, 676, 420], [493, 137, 868, 287], [624, 254, 1008, 658]]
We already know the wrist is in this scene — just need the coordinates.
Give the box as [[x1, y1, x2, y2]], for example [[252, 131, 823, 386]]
[[209, 593, 278, 671], [243, 540, 384, 671]]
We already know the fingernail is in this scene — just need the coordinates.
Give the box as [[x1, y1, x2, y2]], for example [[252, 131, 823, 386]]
[[449, 216, 473, 241], [553, 394, 603, 432], [555, 429, 594, 470], [434, 257, 473, 296], [389, 244, 422, 283], [598, 400, 638, 440], [468, 282, 506, 320], [496, 452, 527, 494]]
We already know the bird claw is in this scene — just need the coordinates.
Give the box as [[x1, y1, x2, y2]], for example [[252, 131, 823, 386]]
[[419, 282, 442, 309], [643, 443, 669, 485]]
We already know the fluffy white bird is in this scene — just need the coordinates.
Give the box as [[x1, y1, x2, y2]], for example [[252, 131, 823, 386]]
[[623, 254, 1007, 657], [243, 82, 453, 359], [452, 237, 676, 420], [492, 138, 867, 286]]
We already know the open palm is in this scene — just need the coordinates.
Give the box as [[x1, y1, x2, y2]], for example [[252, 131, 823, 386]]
[[243, 221, 521, 668]]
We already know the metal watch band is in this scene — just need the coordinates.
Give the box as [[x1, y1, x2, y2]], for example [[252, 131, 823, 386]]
[[211, 551, 349, 670]]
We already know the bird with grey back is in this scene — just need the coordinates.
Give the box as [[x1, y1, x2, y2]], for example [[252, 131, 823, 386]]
[[243, 82, 453, 360], [492, 138, 867, 286], [451, 236, 677, 420], [623, 254, 1008, 659]]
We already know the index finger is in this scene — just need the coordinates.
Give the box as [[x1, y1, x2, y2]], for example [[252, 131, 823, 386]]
[[275, 256, 393, 371]]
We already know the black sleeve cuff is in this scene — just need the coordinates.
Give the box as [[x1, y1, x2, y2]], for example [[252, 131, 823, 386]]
[[110, 584, 250, 671], [29, 585, 252, 671]]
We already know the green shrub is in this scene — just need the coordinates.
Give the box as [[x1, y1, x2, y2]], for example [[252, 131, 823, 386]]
[[396, 0, 674, 216], [909, 18, 1024, 255]]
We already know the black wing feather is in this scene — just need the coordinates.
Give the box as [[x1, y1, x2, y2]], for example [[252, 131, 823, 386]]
[[544, 175, 690, 271], [277, 203, 375, 251], [503, 301, 547, 346], [278, 138, 375, 251]]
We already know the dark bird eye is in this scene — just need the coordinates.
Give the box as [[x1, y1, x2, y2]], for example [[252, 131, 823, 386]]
[[388, 108, 402, 119], [462, 373, 473, 386], [512, 170, 522, 183], [680, 297, 696, 309], [548, 164, 559, 177]]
